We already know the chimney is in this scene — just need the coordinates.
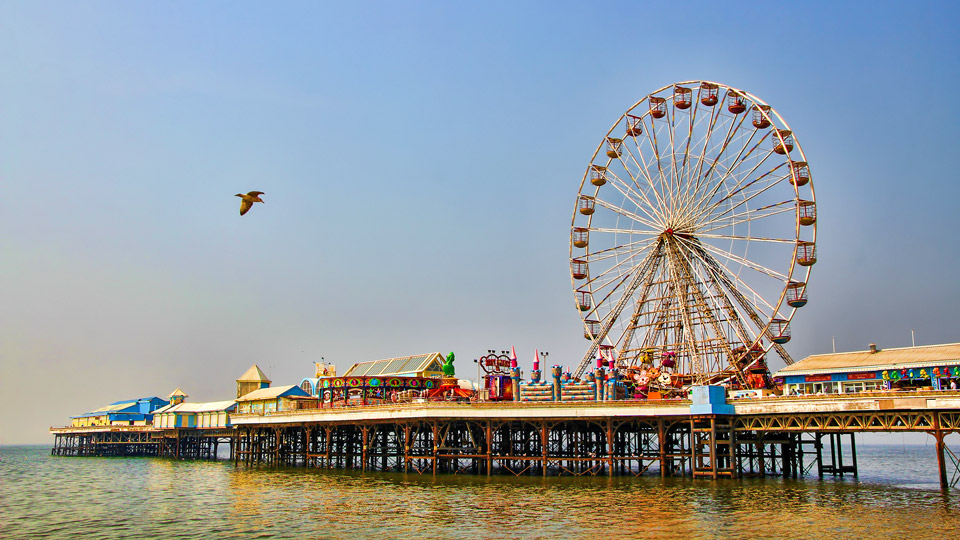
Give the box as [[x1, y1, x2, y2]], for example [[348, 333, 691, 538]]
[[869, 343, 878, 353]]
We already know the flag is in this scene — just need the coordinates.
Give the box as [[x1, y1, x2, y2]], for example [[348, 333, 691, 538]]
[[509, 346, 518, 368]]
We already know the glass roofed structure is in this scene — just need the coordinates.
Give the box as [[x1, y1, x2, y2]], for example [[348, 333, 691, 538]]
[[343, 352, 446, 378]]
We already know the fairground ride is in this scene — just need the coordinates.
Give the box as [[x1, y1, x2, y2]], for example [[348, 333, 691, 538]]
[[570, 80, 817, 387]]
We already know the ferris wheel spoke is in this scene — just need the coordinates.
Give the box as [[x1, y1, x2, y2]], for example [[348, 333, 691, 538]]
[[676, 93, 714, 220], [687, 119, 769, 218], [693, 155, 785, 226], [588, 227, 663, 237], [706, 199, 796, 225], [671, 242, 749, 385], [695, 259, 759, 356], [686, 237, 790, 282], [618, 134, 671, 218], [624, 121, 668, 216], [690, 103, 753, 208], [688, 249, 769, 376], [576, 240, 665, 378], [581, 242, 658, 291], [671, 242, 733, 344], [687, 91, 725, 203], [663, 243, 709, 381], [584, 243, 657, 269], [710, 261, 786, 347], [614, 251, 667, 365], [601, 170, 666, 227], [696, 205, 796, 235], [593, 199, 664, 232], [700, 251, 782, 317], [584, 234, 658, 255], [694, 233, 796, 245], [643, 115, 675, 208], [665, 99, 679, 204], [698, 179, 790, 231], [588, 264, 651, 321], [686, 242, 781, 322]]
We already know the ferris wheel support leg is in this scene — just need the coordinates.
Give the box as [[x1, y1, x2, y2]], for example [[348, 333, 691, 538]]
[[576, 242, 664, 379]]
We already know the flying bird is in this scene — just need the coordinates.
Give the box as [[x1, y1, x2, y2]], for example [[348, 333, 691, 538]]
[[235, 191, 265, 216]]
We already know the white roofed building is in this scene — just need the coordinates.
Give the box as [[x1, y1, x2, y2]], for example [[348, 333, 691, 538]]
[[153, 400, 237, 429]]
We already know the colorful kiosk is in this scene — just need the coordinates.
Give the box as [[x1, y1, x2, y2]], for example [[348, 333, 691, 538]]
[[298, 352, 448, 406]]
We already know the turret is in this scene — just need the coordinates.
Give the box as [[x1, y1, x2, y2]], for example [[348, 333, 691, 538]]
[[237, 364, 271, 399], [167, 388, 187, 406]]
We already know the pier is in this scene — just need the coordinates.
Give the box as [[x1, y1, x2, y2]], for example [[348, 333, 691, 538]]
[[52, 391, 960, 488], [50, 426, 233, 460], [227, 392, 960, 483]]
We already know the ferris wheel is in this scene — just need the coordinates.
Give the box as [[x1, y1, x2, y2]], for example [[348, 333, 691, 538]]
[[570, 80, 816, 385]]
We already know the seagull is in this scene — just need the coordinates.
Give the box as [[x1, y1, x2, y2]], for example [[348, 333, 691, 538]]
[[235, 191, 265, 216]]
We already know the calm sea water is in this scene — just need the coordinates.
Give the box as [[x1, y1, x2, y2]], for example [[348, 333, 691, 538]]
[[1, 441, 959, 539]]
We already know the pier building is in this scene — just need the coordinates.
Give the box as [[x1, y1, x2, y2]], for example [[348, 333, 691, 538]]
[[298, 352, 449, 407], [153, 399, 236, 429], [235, 385, 312, 414], [776, 343, 960, 395], [70, 396, 169, 427], [343, 352, 447, 379]]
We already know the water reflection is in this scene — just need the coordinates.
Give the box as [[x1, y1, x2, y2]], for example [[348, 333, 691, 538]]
[[1, 445, 958, 540]]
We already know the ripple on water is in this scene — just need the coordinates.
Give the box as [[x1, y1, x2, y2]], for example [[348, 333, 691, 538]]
[[1, 445, 959, 539]]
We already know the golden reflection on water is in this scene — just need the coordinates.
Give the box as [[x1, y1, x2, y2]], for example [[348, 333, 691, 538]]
[[3, 446, 959, 540], [220, 465, 958, 540]]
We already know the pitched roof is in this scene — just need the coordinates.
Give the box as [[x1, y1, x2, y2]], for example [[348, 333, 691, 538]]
[[168, 388, 188, 398], [236, 384, 311, 402], [343, 352, 445, 377], [237, 364, 271, 383], [776, 342, 960, 376]]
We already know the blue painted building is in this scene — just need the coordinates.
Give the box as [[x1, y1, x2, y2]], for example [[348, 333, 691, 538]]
[[71, 397, 169, 427]]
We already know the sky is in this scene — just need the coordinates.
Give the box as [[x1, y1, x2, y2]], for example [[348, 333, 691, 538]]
[[2, 1, 959, 444]]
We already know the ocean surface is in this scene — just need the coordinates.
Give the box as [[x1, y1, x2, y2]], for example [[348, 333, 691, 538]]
[[2, 440, 959, 539]]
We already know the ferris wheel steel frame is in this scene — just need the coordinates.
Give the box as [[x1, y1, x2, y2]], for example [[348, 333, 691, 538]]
[[570, 80, 817, 384]]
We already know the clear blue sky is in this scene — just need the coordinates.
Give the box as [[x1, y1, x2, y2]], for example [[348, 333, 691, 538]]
[[2, 1, 958, 443]]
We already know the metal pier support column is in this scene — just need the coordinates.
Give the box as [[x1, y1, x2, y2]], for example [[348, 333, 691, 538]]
[[934, 415, 949, 490]]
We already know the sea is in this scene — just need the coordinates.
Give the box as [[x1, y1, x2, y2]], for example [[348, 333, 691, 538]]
[[1, 440, 959, 540]]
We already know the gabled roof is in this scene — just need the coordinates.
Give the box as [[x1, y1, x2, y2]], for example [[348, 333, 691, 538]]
[[168, 388, 188, 398], [237, 364, 271, 383], [236, 384, 311, 402], [343, 352, 445, 377], [776, 342, 960, 376]]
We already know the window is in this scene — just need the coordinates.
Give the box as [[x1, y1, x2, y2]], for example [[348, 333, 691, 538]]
[[843, 382, 864, 393]]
